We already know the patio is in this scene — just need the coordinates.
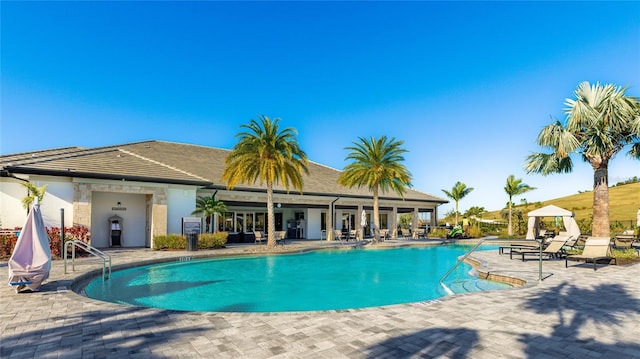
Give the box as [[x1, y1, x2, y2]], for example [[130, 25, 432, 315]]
[[2, 240, 639, 358]]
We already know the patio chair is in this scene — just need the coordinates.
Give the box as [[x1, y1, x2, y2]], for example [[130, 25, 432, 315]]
[[400, 229, 411, 239], [333, 229, 344, 243], [565, 237, 617, 270], [254, 231, 265, 244], [275, 231, 286, 245], [612, 235, 634, 249], [510, 235, 571, 261], [347, 229, 358, 241], [379, 229, 389, 241]]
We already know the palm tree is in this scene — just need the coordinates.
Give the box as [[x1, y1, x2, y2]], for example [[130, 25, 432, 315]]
[[21, 182, 47, 210], [191, 196, 227, 233], [504, 175, 536, 236], [525, 82, 640, 237], [337, 136, 412, 243], [441, 181, 474, 226], [222, 115, 309, 247]]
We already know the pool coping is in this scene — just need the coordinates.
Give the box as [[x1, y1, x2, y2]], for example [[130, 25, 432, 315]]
[[70, 239, 528, 313]]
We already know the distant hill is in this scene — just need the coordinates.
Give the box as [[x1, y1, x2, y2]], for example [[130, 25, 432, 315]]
[[483, 182, 640, 225]]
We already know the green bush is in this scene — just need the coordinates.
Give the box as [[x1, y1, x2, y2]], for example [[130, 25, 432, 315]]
[[198, 232, 228, 249], [468, 225, 482, 238], [612, 248, 640, 259], [430, 228, 448, 238], [153, 234, 186, 250]]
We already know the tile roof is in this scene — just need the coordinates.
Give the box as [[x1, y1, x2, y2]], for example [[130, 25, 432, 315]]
[[1, 140, 447, 203]]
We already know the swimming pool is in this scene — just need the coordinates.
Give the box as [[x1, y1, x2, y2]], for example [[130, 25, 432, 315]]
[[84, 245, 510, 312]]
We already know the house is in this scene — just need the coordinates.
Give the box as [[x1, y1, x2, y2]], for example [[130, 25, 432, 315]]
[[1, 140, 447, 248]]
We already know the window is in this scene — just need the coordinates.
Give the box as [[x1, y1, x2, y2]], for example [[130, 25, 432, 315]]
[[255, 213, 265, 232], [245, 213, 254, 233], [218, 212, 234, 232], [379, 214, 388, 229]]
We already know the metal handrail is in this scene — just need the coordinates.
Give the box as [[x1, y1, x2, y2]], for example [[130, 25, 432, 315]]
[[439, 238, 487, 295], [64, 240, 112, 281]]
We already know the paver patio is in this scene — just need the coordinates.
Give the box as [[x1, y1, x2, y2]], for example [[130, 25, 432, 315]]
[[2, 240, 639, 358]]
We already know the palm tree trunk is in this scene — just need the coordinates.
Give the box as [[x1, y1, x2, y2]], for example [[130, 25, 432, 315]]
[[455, 201, 459, 226], [592, 160, 610, 237], [372, 186, 380, 243], [507, 198, 513, 236], [266, 182, 276, 247]]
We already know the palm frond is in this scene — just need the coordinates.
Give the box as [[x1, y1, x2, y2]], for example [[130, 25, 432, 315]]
[[222, 115, 308, 192], [338, 136, 412, 197], [524, 152, 573, 175]]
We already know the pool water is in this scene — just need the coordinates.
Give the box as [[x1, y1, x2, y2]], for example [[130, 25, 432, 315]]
[[84, 245, 510, 312]]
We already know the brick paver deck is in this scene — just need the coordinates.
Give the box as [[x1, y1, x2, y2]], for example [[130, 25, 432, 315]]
[[2, 239, 639, 358]]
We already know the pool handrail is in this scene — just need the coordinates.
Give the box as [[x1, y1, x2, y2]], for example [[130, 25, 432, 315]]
[[439, 238, 488, 295], [64, 240, 112, 281]]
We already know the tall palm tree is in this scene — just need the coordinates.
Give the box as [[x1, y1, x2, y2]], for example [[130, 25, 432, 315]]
[[337, 136, 412, 243], [191, 196, 227, 233], [222, 115, 309, 247], [525, 82, 640, 237], [21, 182, 47, 210], [441, 181, 474, 226], [504, 175, 536, 236]]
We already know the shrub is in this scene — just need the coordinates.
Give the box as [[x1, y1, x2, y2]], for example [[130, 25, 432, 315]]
[[468, 225, 482, 238], [430, 228, 448, 238], [199, 232, 228, 249], [1, 225, 90, 260], [47, 226, 91, 258], [0, 232, 18, 259], [153, 234, 187, 250], [612, 248, 640, 259]]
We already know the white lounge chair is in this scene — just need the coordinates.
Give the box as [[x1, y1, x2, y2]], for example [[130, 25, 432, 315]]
[[565, 237, 617, 270]]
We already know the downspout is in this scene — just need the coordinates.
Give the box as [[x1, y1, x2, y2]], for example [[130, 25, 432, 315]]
[[329, 197, 340, 241], [3, 171, 30, 183], [4, 171, 31, 214], [211, 190, 218, 233]]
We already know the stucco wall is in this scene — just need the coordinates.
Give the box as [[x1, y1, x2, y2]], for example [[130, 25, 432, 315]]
[[0, 176, 74, 229], [167, 187, 197, 234], [91, 191, 146, 248], [306, 208, 323, 239]]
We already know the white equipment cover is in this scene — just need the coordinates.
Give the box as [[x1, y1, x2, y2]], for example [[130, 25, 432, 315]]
[[8, 204, 52, 291], [525, 204, 581, 240]]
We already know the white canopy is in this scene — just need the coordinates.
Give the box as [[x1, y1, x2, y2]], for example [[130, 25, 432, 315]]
[[525, 204, 581, 240]]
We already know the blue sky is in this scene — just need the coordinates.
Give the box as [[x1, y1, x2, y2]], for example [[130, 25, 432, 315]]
[[2, 1, 639, 216]]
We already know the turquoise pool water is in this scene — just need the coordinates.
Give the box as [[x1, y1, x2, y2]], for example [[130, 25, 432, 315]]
[[84, 245, 510, 312]]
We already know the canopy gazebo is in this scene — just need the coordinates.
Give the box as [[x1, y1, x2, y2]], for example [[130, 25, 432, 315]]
[[525, 205, 581, 240]]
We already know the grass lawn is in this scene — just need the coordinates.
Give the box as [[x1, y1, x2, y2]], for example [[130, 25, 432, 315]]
[[484, 182, 640, 224]]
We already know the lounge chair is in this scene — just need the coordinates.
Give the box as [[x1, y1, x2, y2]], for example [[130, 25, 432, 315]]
[[560, 236, 579, 253], [565, 237, 617, 270], [400, 229, 411, 239], [510, 235, 571, 261], [575, 235, 588, 248], [499, 241, 541, 255]]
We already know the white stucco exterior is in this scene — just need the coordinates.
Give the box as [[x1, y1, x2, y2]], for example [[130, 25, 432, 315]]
[[0, 176, 74, 228], [167, 187, 198, 234]]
